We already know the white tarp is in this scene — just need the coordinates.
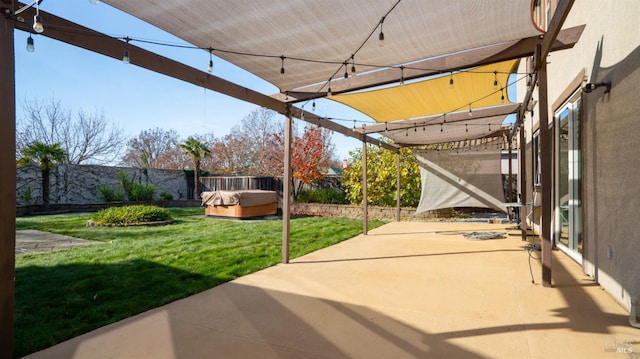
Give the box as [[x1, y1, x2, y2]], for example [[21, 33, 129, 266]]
[[415, 139, 507, 213]]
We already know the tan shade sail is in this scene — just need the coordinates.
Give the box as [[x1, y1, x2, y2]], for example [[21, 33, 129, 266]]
[[331, 60, 519, 123], [101, 1, 540, 94]]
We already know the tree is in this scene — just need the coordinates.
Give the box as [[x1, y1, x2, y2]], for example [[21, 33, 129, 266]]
[[17, 141, 67, 209], [342, 144, 421, 207], [17, 97, 126, 165], [267, 124, 336, 197], [179, 136, 211, 199], [213, 108, 284, 175], [121, 128, 183, 169]]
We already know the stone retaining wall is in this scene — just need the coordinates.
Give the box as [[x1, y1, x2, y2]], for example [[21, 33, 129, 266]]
[[290, 202, 455, 221]]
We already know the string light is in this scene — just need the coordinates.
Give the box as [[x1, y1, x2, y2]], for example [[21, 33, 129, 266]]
[[26, 34, 35, 52], [312, 100, 316, 112], [468, 104, 473, 117], [122, 37, 130, 64], [32, 1, 43, 34], [280, 55, 285, 79], [500, 88, 505, 103], [327, 84, 332, 97], [493, 70, 498, 90], [351, 55, 356, 76], [378, 17, 385, 47], [344, 62, 349, 79], [465, 124, 468, 132], [440, 123, 443, 132], [449, 72, 454, 89], [207, 47, 214, 73]]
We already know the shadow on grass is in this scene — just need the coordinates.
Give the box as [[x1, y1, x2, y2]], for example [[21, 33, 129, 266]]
[[14, 260, 206, 358]]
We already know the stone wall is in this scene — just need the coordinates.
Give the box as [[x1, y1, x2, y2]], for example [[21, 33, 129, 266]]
[[17, 164, 189, 206], [290, 202, 455, 221]]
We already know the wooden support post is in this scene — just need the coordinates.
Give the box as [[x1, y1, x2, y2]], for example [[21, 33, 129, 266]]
[[282, 105, 292, 264], [396, 152, 401, 221], [537, 45, 553, 287], [508, 137, 514, 223], [0, 1, 16, 356], [519, 113, 528, 242], [362, 140, 368, 235]]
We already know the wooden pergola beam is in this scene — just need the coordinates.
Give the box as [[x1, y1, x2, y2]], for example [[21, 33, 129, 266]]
[[537, 0, 576, 287], [282, 25, 585, 102]]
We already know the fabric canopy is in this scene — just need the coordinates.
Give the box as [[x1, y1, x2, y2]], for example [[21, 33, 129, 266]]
[[414, 140, 507, 213], [331, 60, 518, 123], [102, 1, 541, 95]]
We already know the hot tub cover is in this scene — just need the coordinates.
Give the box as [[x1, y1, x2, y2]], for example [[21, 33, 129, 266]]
[[201, 190, 278, 207]]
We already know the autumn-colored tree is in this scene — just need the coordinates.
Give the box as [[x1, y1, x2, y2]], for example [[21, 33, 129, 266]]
[[17, 141, 67, 209], [268, 124, 335, 197], [342, 144, 421, 207], [179, 136, 211, 199], [210, 108, 283, 175]]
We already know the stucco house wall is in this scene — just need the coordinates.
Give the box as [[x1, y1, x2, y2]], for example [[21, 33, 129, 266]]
[[519, 0, 640, 310]]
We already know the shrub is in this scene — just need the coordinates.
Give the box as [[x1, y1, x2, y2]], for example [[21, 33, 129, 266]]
[[128, 183, 156, 201], [159, 192, 174, 201], [296, 188, 347, 204], [98, 186, 125, 202], [90, 205, 172, 226]]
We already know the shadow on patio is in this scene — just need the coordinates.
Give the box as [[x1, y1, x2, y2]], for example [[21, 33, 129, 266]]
[[24, 222, 638, 358]]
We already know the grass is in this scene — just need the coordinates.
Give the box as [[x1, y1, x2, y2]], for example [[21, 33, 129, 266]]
[[14, 208, 384, 358]]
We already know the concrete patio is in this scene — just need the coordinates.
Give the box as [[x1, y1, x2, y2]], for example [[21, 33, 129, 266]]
[[24, 221, 638, 358]]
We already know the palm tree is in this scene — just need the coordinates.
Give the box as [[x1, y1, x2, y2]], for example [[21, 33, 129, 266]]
[[17, 141, 67, 209], [179, 137, 211, 200]]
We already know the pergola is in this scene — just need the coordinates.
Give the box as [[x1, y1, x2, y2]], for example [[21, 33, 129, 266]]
[[0, 1, 579, 356]]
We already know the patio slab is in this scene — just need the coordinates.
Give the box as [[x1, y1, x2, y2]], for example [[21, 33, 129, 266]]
[[16, 230, 99, 254], [23, 221, 638, 358]]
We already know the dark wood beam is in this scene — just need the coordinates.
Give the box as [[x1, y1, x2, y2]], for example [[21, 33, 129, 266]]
[[283, 25, 585, 102], [0, 1, 16, 357], [537, 45, 553, 288], [537, 0, 576, 287], [355, 104, 520, 134], [540, 0, 576, 62]]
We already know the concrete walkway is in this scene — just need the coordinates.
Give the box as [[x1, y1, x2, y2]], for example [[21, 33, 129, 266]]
[[24, 222, 638, 358], [16, 230, 98, 254]]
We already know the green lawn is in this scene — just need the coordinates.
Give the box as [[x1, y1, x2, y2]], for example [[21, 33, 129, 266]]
[[15, 208, 384, 358]]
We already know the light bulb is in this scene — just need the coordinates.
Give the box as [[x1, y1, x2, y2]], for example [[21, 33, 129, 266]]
[[312, 101, 316, 112], [449, 77, 454, 89], [280, 56, 285, 79], [468, 106, 473, 117], [327, 87, 332, 97], [493, 71, 498, 90], [208, 59, 213, 73], [122, 49, 130, 64], [378, 31, 385, 47], [26, 35, 35, 52], [32, 15, 44, 34]]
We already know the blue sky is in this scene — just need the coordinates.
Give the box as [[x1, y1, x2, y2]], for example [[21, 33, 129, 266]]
[[14, 0, 367, 161]]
